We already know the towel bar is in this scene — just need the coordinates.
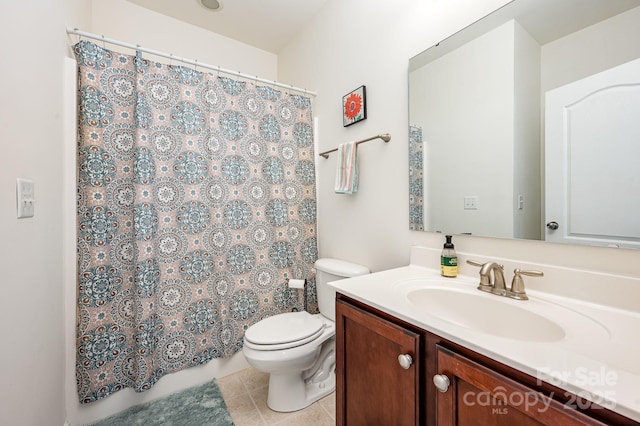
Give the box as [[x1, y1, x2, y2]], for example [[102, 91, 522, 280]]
[[319, 133, 391, 159]]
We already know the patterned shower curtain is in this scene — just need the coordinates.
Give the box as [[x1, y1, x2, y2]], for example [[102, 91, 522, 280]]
[[74, 41, 318, 403], [409, 125, 424, 231]]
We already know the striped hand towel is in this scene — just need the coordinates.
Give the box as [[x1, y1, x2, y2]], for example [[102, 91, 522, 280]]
[[335, 141, 358, 194]]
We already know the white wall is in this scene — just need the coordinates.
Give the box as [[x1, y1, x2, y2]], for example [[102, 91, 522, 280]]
[[513, 20, 541, 240], [542, 5, 640, 92], [89, 0, 278, 78], [0, 1, 88, 425], [278, 0, 640, 280]]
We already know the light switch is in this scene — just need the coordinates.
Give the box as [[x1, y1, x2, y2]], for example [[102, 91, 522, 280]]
[[16, 178, 35, 218], [463, 196, 478, 210]]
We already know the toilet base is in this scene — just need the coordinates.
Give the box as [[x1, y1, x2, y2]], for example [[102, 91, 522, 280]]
[[266, 370, 335, 412], [242, 315, 337, 413]]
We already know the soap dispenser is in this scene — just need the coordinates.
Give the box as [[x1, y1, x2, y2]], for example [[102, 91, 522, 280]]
[[441, 235, 458, 278]]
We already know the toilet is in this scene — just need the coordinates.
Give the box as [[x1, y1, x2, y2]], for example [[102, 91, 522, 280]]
[[242, 258, 370, 412]]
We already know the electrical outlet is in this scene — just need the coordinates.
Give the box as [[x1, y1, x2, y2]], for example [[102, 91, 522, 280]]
[[463, 196, 478, 210], [16, 178, 35, 218]]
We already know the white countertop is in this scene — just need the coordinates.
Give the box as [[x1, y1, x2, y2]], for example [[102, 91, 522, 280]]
[[328, 263, 640, 422]]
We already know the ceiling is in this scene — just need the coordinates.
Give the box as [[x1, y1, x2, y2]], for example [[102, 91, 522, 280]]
[[126, 0, 328, 54]]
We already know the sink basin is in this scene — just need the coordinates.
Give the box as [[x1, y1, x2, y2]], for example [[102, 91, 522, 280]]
[[380, 278, 611, 344], [406, 287, 566, 342]]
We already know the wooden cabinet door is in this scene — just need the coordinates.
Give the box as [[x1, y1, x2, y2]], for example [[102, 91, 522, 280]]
[[336, 298, 422, 426], [435, 345, 606, 426]]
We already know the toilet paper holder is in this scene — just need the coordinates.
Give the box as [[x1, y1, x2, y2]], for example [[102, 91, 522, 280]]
[[288, 278, 306, 289], [288, 278, 308, 312]]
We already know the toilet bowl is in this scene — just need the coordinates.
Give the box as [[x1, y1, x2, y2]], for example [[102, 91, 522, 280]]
[[242, 258, 369, 412]]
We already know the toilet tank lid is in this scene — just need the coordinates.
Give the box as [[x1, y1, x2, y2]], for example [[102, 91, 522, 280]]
[[314, 258, 370, 277]]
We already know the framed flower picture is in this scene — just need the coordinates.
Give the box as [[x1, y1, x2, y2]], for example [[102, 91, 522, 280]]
[[342, 85, 367, 127]]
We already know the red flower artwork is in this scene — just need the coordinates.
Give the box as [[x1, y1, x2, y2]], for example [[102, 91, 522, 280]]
[[342, 86, 367, 126], [344, 93, 362, 120]]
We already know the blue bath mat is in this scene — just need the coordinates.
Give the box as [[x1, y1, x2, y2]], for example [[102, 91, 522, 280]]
[[88, 379, 234, 426]]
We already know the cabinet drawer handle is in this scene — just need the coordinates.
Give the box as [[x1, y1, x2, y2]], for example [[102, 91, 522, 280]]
[[397, 354, 413, 369], [433, 374, 450, 392]]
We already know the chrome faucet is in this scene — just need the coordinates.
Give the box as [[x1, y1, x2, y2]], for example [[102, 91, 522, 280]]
[[467, 260, 543, 300]]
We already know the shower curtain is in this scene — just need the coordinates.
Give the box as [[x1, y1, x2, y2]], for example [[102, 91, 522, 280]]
[[74, 41, 318, 403], [409, 125, 424, 231]]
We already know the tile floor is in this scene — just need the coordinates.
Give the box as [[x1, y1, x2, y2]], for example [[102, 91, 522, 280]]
[[217, 367, 335, 426]]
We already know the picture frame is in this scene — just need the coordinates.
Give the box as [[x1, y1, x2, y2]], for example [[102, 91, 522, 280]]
[[342, 85, 367, 127]]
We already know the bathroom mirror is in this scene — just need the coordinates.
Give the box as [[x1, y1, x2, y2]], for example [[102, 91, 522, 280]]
[[409, 0, 640, 249]]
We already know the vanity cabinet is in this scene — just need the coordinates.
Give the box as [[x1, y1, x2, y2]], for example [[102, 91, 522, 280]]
[[336, 294, 637, 426], [335, 297, 423, 425], [435, 345, 605, 425]]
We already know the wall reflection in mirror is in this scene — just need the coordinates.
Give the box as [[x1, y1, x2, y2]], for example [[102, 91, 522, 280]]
[[408, 0, 640, 249]]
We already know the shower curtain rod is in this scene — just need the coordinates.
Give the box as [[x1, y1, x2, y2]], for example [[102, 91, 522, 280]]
[[66, 28, 317, 97]]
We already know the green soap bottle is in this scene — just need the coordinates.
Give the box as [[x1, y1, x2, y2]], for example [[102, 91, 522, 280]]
[[440, 235, 458, 277]]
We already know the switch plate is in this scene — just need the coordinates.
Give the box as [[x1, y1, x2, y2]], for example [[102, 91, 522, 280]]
[[518, 194, 525, 210], [16, 178, 35, 218], [463, 196, 478, 210]]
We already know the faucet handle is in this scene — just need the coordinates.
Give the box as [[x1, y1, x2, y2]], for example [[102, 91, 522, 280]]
[[507, 268, 543, 300], [466, 260, 483, 268]]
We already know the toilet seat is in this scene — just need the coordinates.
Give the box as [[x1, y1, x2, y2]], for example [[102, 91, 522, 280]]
[[244, 311, 325, 350]]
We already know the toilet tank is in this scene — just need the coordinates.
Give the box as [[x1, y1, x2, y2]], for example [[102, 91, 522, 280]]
[[314, 258, 369, 321]]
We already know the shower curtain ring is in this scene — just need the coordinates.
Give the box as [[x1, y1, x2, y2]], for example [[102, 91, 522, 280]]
[[101, 35, 106, 48], [194, 59, 198, 71], [169, 53, 173, 67]]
